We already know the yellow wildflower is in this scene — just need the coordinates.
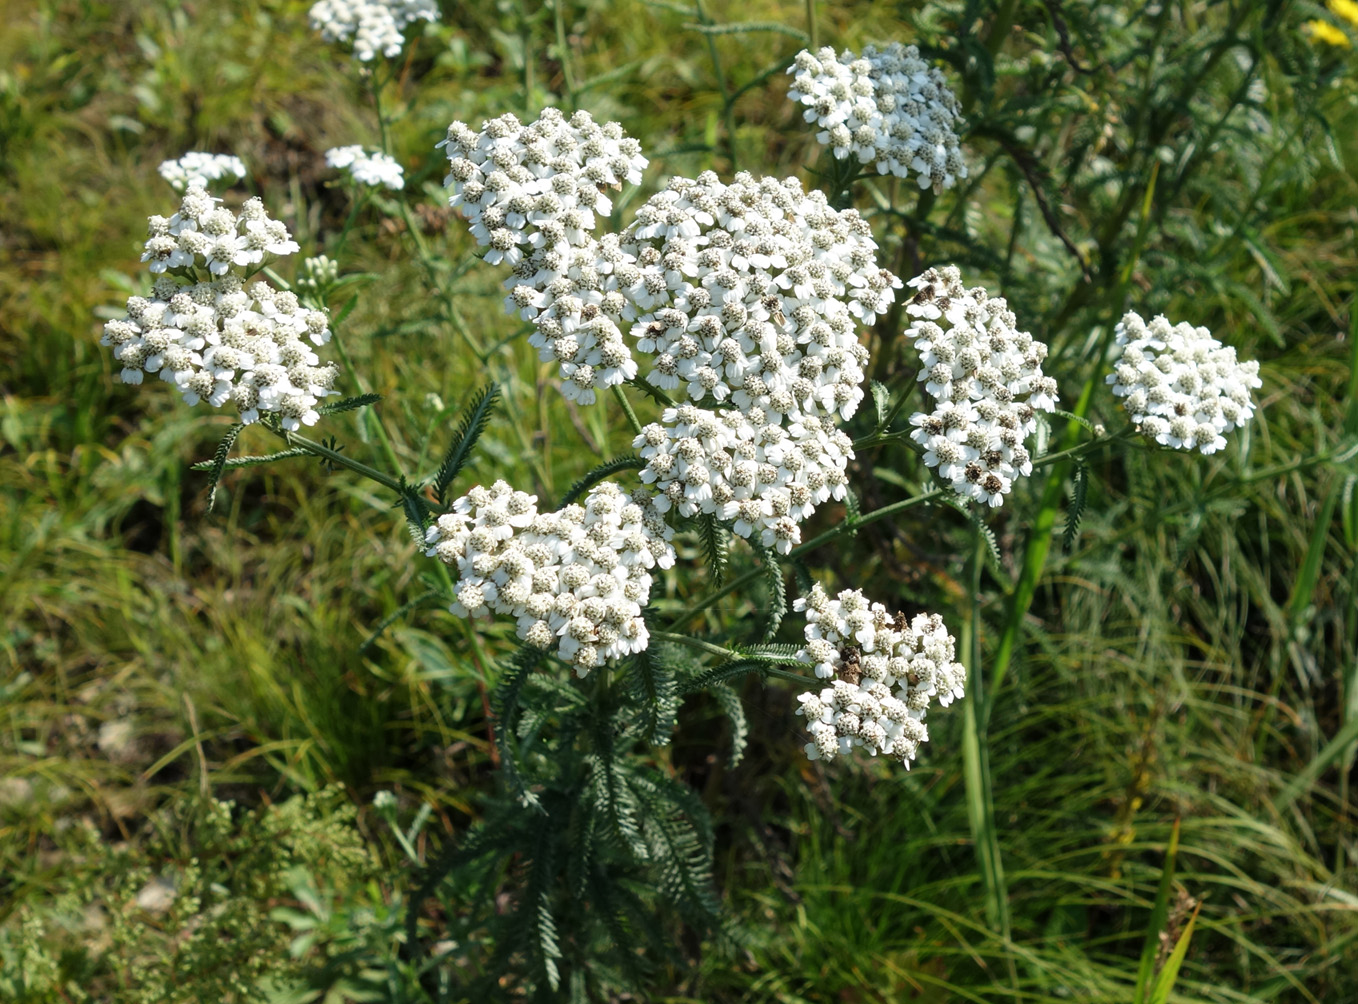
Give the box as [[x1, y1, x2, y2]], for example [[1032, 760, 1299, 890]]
[[1309, 18, 1351, 46], [1330, 0, 1358, 30]]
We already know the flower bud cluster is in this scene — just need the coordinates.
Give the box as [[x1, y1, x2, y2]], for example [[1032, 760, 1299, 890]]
[[441, 108, 648, 403], [425, 481, 676, 676], [1107, 312, 1260, 454], [787, 44, 967, 191], [138, 184, 300, 278], [158, 152, 246, 192], [308, 0, 439, 61], [295, 255, 340, 298], [904, 266, 1058, 507], [634, 404, 852, 554], [326, 145, 405, 190], [793, 584, 965, 768], [101, 274, 338, 429]]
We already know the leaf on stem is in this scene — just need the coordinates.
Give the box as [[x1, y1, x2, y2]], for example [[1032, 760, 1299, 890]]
[[433, 382, 501, 506], [556, 455, 646, 508], [203, 422, 244, 513], [1063, 461, 1090, 553], [698, 514, 728, 586], [318, 392, 382, 415]]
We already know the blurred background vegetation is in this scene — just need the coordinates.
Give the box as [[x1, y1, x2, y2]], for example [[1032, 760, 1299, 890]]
[[2, 0, 1357, 1000]]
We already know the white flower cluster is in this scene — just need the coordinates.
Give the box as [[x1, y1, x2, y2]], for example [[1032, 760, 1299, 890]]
[[103, 186, 335, 428], [793, 584, 966, 768], [425, 481, 676, 676], [904, 266, 1058, 507], [441, 107, 648, 403], [619, 171, 897, 552], [101, 274, 338, 429], [787, 44, 967, 191], [1107, 312, 1261, 455], [634, 404, 853, 554], [137, 184, 300, 278], [158, 152, 246, 192], [308, 0, 439, 61], [326, 145, 405, 190]]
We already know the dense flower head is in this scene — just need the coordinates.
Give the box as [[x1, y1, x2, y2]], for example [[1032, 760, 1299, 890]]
[[309, 0, 439, 61], [793, 584, 966, 768], [605, 171, 896, 549], [616, 171, 895, 419], [137, 183, 300, 278], [441, 106, 647, 266], [104, 186, 334, 428], [634, 404, 852, 554], [904, 266, 1058, 507], [101, 274, 338, 429], [158, 152, 246, 192], [1107, 311, 1260, 455], [326, 145, 405, 190], [441, 107, 649, 404], [425, 481, 676, 676], [788, 44, 967, 191]]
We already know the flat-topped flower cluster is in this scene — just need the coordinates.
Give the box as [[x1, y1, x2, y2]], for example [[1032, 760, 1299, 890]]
[[326, 146, 405, 190], [103, 186, 336, 429], [1107, 311, 1261, 455], [424, 481, 675, 676], [904, 265, 1058, 507], [309, 0, 439, 61], [441, 107, 649, 404], [788, 43, 967, 191], [158, 152, 246, 192], [794, 584, 966, 767]]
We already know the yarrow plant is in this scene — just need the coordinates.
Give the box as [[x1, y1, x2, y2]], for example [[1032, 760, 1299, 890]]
[[158, 152, 247, 192], [103, 185, 335, 429], [904, 265, 1058, 506], [97, 8, 1274, 995], [424, 480, 675, 675], [787, 43, 967, 190], [308, 0, 439, 61], [326, 145, 406, 190], [794, 584, 966, 767], [1107, 311, 1261, 454]]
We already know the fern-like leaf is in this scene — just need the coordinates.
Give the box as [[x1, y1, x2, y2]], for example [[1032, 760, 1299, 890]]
[[526, 828, 563, 991], [357, 588, 442, 655], [709, 683, 749, 767], [190, 447, 309, 472], [318, 392, 382, 415], [433, 382, 500, 505], [492, 647, 545, 810], [556, 455, 645, 507], [625, 644, 679, 745], [681, 658, 768, 695], [1063, 461, 1090, 552], [395, 480, 432, 549], [203, 423, 244, 513], [756, 545, 787, 643], [697, 514, 728, 586]]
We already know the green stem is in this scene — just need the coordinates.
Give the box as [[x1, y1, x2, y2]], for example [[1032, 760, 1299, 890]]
[[649, 632, 810, 685], [553, 0, 577, 105], [612, 383, 643, 436], [805, 0, 817, 51], [273, 426, 405, 493], [693, 0, 738, 172], [960, 526, 1014, 962]]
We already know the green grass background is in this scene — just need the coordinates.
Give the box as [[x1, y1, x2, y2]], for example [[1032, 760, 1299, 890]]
[[3, 0, 1358, 1000]]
